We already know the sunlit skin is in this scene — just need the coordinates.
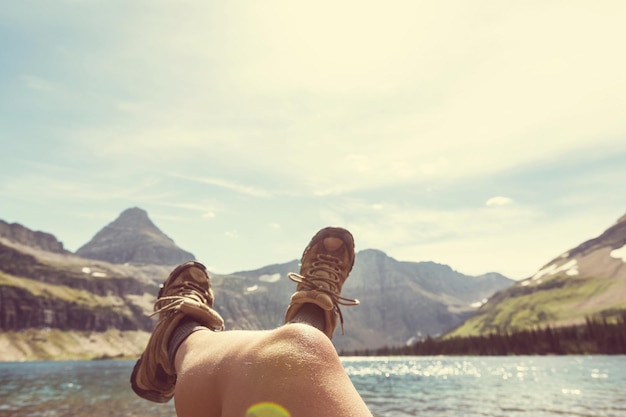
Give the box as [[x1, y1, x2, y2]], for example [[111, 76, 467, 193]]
[[173, 324, 372, 417]]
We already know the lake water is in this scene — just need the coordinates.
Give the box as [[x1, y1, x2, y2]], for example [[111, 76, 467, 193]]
[[0, 356, 624, 417]]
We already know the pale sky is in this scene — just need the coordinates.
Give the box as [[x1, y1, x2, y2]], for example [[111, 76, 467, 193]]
[[2, 1, 625, 280]]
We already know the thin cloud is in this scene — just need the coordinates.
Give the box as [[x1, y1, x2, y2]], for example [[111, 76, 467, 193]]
[[20, 75, 60, 92], [320, 197, 541, 250], [171, 174, 272, 198], [486, 196, 514, 207], [51, 1, 624, 195], [153, 201, 220, 217], [224, 230, 238, 239]]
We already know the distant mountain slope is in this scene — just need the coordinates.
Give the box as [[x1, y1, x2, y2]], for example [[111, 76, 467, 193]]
[[222, 249, 514, 351], [76, 207, 195, 265], [448, 213, 626, 337]]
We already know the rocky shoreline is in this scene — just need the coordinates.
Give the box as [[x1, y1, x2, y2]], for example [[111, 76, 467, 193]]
[[0, 329, 150, 361]]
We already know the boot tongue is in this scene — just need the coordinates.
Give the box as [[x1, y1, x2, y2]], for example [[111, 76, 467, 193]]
[[308, 262, 338, 291]]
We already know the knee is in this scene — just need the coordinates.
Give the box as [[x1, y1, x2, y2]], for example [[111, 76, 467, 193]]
[[216, 325, 362, 417], [272, 323, 337, 353], [252, 323, 341, 370]]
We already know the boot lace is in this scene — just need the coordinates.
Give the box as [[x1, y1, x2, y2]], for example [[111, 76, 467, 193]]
[[288, 253, 359, 334], [151, 281, 209, 318]]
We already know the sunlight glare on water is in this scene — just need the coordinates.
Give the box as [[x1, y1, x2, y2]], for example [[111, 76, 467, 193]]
[[341, 356, 626, 417]]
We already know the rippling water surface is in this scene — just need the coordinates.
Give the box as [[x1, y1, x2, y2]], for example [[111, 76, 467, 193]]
[[344, 356, 626, 416], [0, 356, 624, 417]]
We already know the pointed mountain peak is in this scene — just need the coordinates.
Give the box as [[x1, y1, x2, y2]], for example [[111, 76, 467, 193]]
[[115, 207, 153, 228], [76, 208, 195, 265]]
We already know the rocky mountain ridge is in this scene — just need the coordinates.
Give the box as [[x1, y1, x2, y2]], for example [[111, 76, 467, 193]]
[[0, 209, 514, 359], [217, 249, 513, 350], [0, 238, 164, 332], [0, 219, 68, 254]]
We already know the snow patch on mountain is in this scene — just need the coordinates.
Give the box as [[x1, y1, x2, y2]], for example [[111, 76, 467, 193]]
[[610, 245, 626, 262], [532, 259, 579, 281], [259, 273, 281, 283]]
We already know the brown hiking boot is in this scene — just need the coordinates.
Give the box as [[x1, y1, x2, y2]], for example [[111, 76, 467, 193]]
[[130, 261, 224, 403], [285, 227, 359, 338]]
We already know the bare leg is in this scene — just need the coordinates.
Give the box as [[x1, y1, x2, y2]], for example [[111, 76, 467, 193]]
[[173, 227, 369, 416], [131, 227, 368, 416], [173, 323, 372, 417]]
